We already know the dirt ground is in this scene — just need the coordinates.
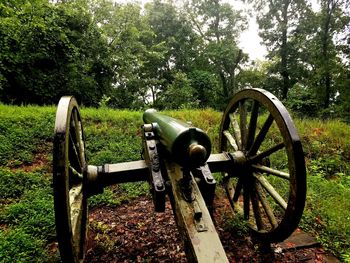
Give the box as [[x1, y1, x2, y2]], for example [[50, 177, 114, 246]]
[[84, 196, 338, 263]]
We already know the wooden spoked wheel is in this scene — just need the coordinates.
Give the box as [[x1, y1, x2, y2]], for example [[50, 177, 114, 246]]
[[219, 88, 306, 242], [53, 96, 88, 262]]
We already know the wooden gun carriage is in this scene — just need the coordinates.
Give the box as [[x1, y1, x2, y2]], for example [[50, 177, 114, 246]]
[[53, 88, 306, 262]]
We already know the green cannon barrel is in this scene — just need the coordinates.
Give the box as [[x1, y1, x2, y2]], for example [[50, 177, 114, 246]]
[[143, 109, 211, 168]]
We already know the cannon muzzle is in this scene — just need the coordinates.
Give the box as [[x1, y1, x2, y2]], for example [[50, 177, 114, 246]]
[[143, 109, 211, 168]]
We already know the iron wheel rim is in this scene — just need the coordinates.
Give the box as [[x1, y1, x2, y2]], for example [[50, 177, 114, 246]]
[[53, 96, 88, 262], [219, 88, 306, 242]]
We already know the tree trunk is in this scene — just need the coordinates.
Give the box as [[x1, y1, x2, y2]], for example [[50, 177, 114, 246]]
[[321, 0, 333, 108], [280, 0, 291, 99], [220, 72, 229, 98]]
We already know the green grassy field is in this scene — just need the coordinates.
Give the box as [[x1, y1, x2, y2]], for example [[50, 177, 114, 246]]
[[0, 104, 350, 262]]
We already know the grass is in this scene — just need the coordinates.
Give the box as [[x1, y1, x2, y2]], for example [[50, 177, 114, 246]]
[[0, 104, 349, 261], [0, 169, 55, 262]]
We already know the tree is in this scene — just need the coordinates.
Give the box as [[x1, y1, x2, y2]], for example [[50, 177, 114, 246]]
[[145, 0, 199, 72], [156, 71, 198, 109], [0, 0, 114, 106], [250, 0, 312, 99], [90, 1, 168, 108], [188, 70, 220, 108], [185, 0, 247, 103], [310, 0, 350, 108]]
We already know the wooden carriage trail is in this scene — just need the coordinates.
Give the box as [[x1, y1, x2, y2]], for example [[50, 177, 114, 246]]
[[51, 89, 338, 262]]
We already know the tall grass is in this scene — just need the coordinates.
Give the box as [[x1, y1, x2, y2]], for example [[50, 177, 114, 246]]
[[0, 104, 349, 261]]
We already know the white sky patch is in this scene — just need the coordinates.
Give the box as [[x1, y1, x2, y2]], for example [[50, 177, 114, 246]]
[[239, 16, 267, 61]]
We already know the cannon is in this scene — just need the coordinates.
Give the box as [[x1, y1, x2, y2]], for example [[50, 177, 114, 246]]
[[53, 88, 306, 262]]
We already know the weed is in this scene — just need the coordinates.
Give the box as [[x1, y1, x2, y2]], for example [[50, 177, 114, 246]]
[[89, 188, 122, 208], [89, 183, 149, 208], [90, 221, 116, 254], [221, 211, 249, 237], [301, 174, 350, 258], [119, 182, 149, 199]]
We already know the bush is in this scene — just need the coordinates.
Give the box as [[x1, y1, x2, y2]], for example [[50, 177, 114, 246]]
[[285, 84, 319, 117]]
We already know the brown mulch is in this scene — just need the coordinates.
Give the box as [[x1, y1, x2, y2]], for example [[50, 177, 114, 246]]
[[84, 196, 338, 263]]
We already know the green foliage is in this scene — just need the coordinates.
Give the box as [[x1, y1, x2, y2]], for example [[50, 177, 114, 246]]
[[285, 84, 320, 117], [119, 182, 149, 199], [157, 72, 199, 109], [1, 188, 55, 242], [82, 109, 143, 164], [0, 0, 113, 106], [0, 104, 54, 166], [221, 212, 249, 237], [0, 228, 47, 263], [189, 70, 221, 109], [185, 0, 247, 99], [301, 174, 350, 259], [0, 0, 349, 116], [249, 0, 350, 114], [89, 188, 122, 208], [89, 183, 149, 208], [0, 169, 46, 199], [293, 117, 350, 258], [249, 0, 313, 99]]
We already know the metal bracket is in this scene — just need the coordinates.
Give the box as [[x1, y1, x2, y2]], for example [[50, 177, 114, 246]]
[[142, 126, 166, 212], [191, 164, 216, 210], [192, 200, 208, 232], [179, 168, 196, 202], [165, 161, 229, 262]]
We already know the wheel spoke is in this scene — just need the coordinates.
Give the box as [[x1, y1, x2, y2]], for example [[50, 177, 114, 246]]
[[72, 110, 85, 167], [253, 173, 287, 210], [239, 101, 248, 150], [69, 133, 82, 169], [70, 186, 83, 240], [223, 130, 239, 151], [246, 101, 259, 150], [252, 164, 290, 180], [225, 179, 242, 210], [248, 114, 274, 156], [229, 114, 242, 150], [69, 165, 83, 181], [251, 183, 263, 230], [243, 182, 250, 219], [69, 185, 83, 208], [232, 178, 243, 202], [256, 187, 278, 229], [249, 142, 285, 164], [219, 89, 306, 242], [70, 116, 78, 145]]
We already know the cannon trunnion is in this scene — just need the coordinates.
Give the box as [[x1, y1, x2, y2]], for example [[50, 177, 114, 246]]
[[53, 88, 307, 262]]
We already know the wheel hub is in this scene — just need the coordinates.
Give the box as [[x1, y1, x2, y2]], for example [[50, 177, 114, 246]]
[[229, 150, 250, 172]]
